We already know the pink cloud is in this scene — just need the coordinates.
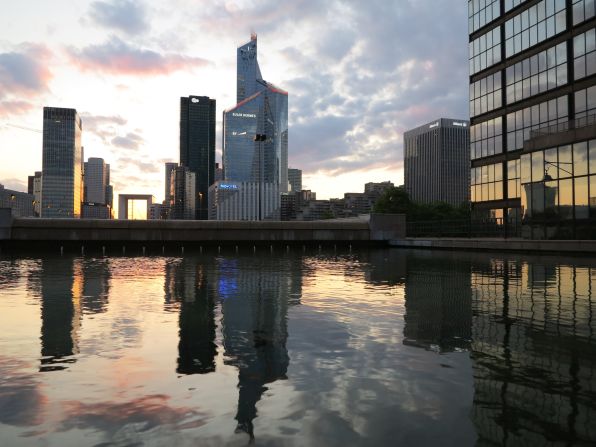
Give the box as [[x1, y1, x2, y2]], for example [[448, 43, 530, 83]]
[[68, 37, 210, 76]]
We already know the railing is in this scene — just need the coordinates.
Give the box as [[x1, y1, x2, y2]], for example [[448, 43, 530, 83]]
[[529, 114, 596, 138], [406, 218, 521, 238]]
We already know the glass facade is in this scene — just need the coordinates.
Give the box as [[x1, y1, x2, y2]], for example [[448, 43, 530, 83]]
[[471, 162, 504, 202], [469, 27, 501, 75], [180, 96, 216, 219], [470, 117, 502, 159], [504, 0, 566, 58], [470, 71, 502, 117], [469, 0, 501, 33], [575, 85, 596, 119], [572, 0, 596, 25], [41, 107, 82, 218], [573, 28, 596, 80]]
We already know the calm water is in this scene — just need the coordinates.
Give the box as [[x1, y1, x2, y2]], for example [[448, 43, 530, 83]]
[[0, 248, 595, 446]]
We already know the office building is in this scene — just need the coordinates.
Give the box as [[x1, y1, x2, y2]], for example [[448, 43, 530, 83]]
[[208, 181, 279, 220], [84, 158, 107, 204], [28, 171, 42, 216], [468, 0, 596, 238], [164, 162, 178, 208], [180, 96, 215, 220], [0, 184, 35, 217], [217, 34, 288, 220], [404, 118, 470, 206], [41, 107, 83, 218], [170, 166, 196, 220], [81, 202, 111, 219], [288, 168, 302, 193]]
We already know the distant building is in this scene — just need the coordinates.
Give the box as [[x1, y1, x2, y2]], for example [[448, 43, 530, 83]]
[[149, 203, 168, 220], [170, 166, 196, 220], [28, 171, 42, 216], [180, 96, 215, 220], [209, 180, 279, 220], [288, 168, 302, 193], [0, 184, 35, 217], [219, 34, 288, 220], [280, 193, 297, 221], [164, 162, 177, 208], [84, 158, 107, 204], [404, 118, 469, 206], [81, 202, 111, 219], [41, 107, 83, 218], [214, 162, 223, 182], [344, 181, 394, 216]]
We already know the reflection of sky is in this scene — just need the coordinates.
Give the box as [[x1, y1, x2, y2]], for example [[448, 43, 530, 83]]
[[0, 251, 595, 445]]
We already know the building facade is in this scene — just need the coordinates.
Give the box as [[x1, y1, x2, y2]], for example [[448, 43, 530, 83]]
[[469, 0, 596, 238], [0, 184, 35, 217], [84, 158, 107, 204], [288, 168, 302, 193], [41, 107, 83, 218], [28, 171, 42, 216], [404, 118, 470, 206], [170, 166, 196, 220], [218, 34, 288, 220], [164, 162, 178, 208], [180, 96, 215, 220], [81, 202, 111, 219], [208, 180, 280, 220]]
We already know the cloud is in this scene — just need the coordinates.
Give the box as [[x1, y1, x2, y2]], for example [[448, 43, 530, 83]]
[[80, 113, 128, 142], [111, 131, 144, 150], [117, 156, 160, 173], [68, 36, 210, 76], [88, 0, 149, 35], [0, 44, 52, 118], [0, 177, 28, 192]]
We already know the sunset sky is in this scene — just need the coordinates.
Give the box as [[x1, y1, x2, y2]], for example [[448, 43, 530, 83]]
[[0, 0, 469, 203]]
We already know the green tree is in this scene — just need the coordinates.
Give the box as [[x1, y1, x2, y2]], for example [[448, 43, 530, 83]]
[[372, 186, 411, 214]]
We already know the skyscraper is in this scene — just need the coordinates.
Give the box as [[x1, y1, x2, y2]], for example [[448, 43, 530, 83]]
[[164, 162, 177, 208], [84, 157, 107, 203], [404, 118, 470, 206], [170, 166, 196, 220], [180, 96, 215, 220], [288, 168, 302, 193], [468, 0, 596, 238], [41, 107, 82, 218], [214, 34, 288, 220]]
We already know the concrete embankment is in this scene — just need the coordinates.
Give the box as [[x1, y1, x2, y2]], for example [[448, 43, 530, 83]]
[[390, 238, 596, 254]]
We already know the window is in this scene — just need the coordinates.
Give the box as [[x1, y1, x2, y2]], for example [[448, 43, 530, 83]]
[[470, 71, 502, 117], [471, 162, 504, 202], [505, 42, 567, 105], [470, 117, 503, 159], [505, 0, 566, 58], [572, 0, 596, 25], [470, 27, 501, 75], [469, 0, 501, 33], [574, 85, 596, 120], [507, 159, 521, 198], [573, 28, 596, 80]]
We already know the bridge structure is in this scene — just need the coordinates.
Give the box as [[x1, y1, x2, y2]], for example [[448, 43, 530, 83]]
[[0, 209, 405, 253]]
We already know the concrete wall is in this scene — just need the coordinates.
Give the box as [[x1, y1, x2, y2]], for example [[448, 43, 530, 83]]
[[0, 208, 11, 240]]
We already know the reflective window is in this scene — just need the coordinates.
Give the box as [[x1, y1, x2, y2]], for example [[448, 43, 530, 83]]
[[507, 159, 521, 198], [506, 95, 568, 151], [590, 140, 596, 174], [471, 162, 504, 202], [590, 175, 596, 217], [470, 71, 502, 117], [572, 0, 596, 25], [505, 0, 566, 58], [505, 42, 567, 105], [575, 176, 589, 218], [574, 142, 588, 176], [573, 28, 596, 80], [470, 27, 501, 75], [574, 85, 596, 120], [469, 0, 501, 33], [470, 117, 503, 159], [505, 0, 532, 12]]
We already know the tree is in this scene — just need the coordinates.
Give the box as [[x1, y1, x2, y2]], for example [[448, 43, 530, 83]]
[[372, 186, 411, 214]]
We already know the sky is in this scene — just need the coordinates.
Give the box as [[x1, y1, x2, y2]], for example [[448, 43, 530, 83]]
[[0, 0, 470, 203]]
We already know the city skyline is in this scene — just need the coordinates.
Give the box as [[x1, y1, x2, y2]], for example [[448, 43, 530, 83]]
[[0, 0, 469, 206]]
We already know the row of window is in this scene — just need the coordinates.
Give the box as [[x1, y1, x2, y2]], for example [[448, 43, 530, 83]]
[[505, 0, 566, 57], [505, 42, 567, 105], [508, 159, 522, 198], [470, 117, 503, 159], [505, 0, 530, 12], [470, 71, 503, 117], [520, 140, 596, 183], [471, 162, 504, 202], [469, 0, 501, 34], [575, 85, 596, 119], [573, 28, 596, 80], [470, 27, 501, 75]]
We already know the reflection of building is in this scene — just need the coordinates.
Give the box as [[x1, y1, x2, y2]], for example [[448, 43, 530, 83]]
[[179, 96, 216, 220], [404, 119, 469, 206], [217, 34, 288, 221], [41, 107, 83, 218], [217, 255, 302, 440], [469, 258, 596, 444], [164, 259, 217, 375], [403, 253, 472, 352], [469, 1, 596, 238], [40, 258, 82, 372], [81, 260, 110, 314]]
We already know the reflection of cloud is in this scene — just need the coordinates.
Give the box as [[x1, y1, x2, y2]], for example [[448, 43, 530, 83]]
[[59, 395, 207, 434], [88, 0, 149, 35], [68, 36, 210, 76], [0, 357, 46, 427]]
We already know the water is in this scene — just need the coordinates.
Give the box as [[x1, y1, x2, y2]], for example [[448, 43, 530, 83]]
[[0, 248, 595, 446]]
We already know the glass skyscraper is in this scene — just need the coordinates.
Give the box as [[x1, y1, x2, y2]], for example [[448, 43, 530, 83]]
[[216, 34, 288, 220], [469, 0, 596, 238], [41, 107, 82, 218], [180, 96, 216, 220]]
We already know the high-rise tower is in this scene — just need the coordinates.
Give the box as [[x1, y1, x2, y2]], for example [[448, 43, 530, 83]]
[[41, 107, 83, 218], [214, 34, 288, 220], [179, 96, 216, 220]]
